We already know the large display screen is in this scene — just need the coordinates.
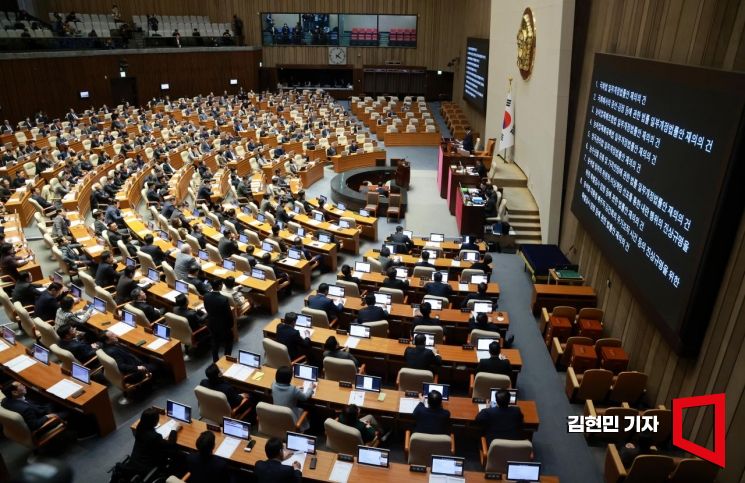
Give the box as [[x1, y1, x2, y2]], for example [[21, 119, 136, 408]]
[[571, 54, 745, 355], [463, 37, 489, 113]]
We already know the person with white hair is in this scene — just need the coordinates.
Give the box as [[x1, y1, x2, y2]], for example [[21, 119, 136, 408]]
[[174, 244, 200, 280]]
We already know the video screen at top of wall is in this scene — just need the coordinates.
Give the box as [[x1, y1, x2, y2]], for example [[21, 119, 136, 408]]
[[571, 54, 745, 343], [463, 37, 489, 113], [261, 13, 339, 45]]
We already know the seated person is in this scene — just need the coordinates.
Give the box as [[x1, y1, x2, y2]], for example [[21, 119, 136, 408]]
[[184, 431, 231, 483], [200, 363, 249, 409], [57, 323, 99, 364], [412, 301, 439, 326], [382, 267, 408, 291], [378, 246, 393, 273], [460, 234, 480, 251], [412, 390, 450, 435], [221, 276, 252, 318], [424, 271, 453, 298], [271, 365, 315, 432], [414, 250, 435, 268], [338, 404, 379, 445], [95, 251, 119, 287], [100, 331, 159, 383], [388, 225, 413, 253], [475, 389, 523, 443], [357, 292, 388, 323], [1, 381, 66, 433], [115, 266, 138, 304], [469, 253, 493, 276], [34, 282, 64, 322], [307, 282, 343, 321], [323, 336, 359, 368], [130, 287, 164, 323], [54, 295, 92, 327], [404, 333, 442, 371], [140, 234, 170, 266], [339, 264, 360, 285], [11, 271, 40, 306], [127, 407, 180, 476], [173, 293, 208, 330], [476, 340, 511, 376], [469, 312, 500, 333], [254, 437, 303, 483], [185, 265, 210, 296], [276, 312, 311, 360], [461, 282, 491, 309]]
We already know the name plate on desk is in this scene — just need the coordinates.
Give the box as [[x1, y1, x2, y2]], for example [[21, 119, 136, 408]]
[[462, 344, 474, 350], [337, 453, 354, 462], [409, 465, 427, 473], [398, 338, 410, 344], [338, 381, 352, 388], [485, 473, 502, 480]]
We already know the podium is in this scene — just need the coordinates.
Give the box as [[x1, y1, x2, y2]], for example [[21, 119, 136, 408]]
[[393, 158, 410, 188]]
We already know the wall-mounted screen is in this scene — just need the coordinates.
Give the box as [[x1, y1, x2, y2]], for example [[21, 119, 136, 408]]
[[260, 13, 416, 47], [79, 91, 90, 99], [571, 54, 745, 355], [160, 83, 170, 90], [463, 37, 489, 113]]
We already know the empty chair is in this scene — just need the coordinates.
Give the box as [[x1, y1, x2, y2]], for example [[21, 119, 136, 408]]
[[413, 325, 444, 344], [362, 320, 389, 338], [470, 372, 511, 399], [324, 418, 373, 455], [397, 368, 434, 392], [13, 302, 39, 340], [412, 266, 435, 280], [566, 367, 614, 402], [256, 402, 308, 438], [301, 306, 336, 329], [667, 458, 719, 483], [540, 305, 577, 334], [164, 312, 208, 360], [460, 268, 485, 283], [194, 385, 251, 425], [386, 193, 402, 221], [364, 192, 380, 215], [323, 357, 359, 383], [262, 338, 305, 368], [96, 348, 152, 405], [78, 270, 99, 299], [595, 337, 623, 358], [96, 287, 123, 315], [368, 257, 383, 274], [643, 407, 672, 446], [604, 447, 675, 483], [584, 401, 638, 444], [162, 261, 177, 287], [469, 328, 501, 345], [405, 432, 454, 465], [607, 371, 647, 405], [35, 320, 59, 349], [551, 336, 594, 369], [481, 439, 533, 473], [136, 250, 159, 271]]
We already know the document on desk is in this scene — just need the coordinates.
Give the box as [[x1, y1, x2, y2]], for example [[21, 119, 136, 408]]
[[236, 274, 249, 283], [108, 322, 135, 336], [328, 224, 340, 230], [202, 262, 215, 270], [156, 419, 177, 438], [476, 350, 490, 361], [450, 260, 461, 267], [429, 476, 465, 483], [46, 379, 83, 399], [308, 219, 321, 226], [214, 436, 241, 458], [161, 290, 180, 302], [282, 451, 308, 469], [281, 258, 299, 267], [88, 245, 103, 254], [299, 328, 314, 339], [302, 381, 315, 394], [4, 354, 37, 373], [223, 363, 255, 381], [345, 336, 360, 349], [77, 236, 91, 242], [213, 268, 228, 275], [0, 340, 10, 352], [398, 397, 420, 414], [348, 390, 365, 407], [328, 460, 353, 483], [352, 271, 362, 279], [458, 283, 469, 291], [146, 338, 169, 351], [425, 241, 442, 248]]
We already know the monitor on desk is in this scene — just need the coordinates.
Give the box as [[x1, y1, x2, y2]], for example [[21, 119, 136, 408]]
[[198, 249, 209, 261], [147, 268, 160, 282], [192, 209, 200, 218], [294, 205, 301, 214], [318, 195, 327, 205], [357, 446, 389, 468], [395, 267, 408, 280], [166, 400, 192, 423], [70, 284, 83, 298], [507, 461, 541, 482], [297, 227, 306, 237], [425, 298, 443, 311], [373, 292, 392, 306], [463, 251, 479, 262], [286, 431, 316, 454], [238, 233, 249, 244], [295, 314, 312, 328], [348, 324, 371, 339], [176, 240, 185, 249], [423, 249, 438, 260], [339, 219, 351, 229], [318, 233, 332, 244], [261, 241, 273, 253], [93, 297, 106, 314], [256, 213, 265, 223], [293, 363, 318, 381], [423, 383, 449, 400], [223, 417, 251, 440], [490, 388, 518, 406], [125, 256, 138, 268], [52, 271, 64, 284], [1, 325, 15, 345], [470, 274, 488, 285], [153, 323, 170, 340], [288, 248, 302, 260], [33, 343, 49, 364], [250, 268, 266, 280], [121, 309, 137, 327], [337, 202, 346, 211], [430, 233, 445, 242], [157, 230, 169, 240], [355, 374, 381, 393], [355, 261, 371, 273], [204, 217, 213, 227], [403, 230, 413, 239], [473, 301, 493, 314], [71, 362, 90, 384], [414, 332, 436, 348], [359, 209, 370, 217], [175, 280, 189, 295], [223, 259, 236, 271], [313, 212, 324, 222], [430, 455, 463, 476], [238, 350, 261, 368], [477, 338, 498, 351], [328, 285, 345, 298], [384, 243, 396, 254]]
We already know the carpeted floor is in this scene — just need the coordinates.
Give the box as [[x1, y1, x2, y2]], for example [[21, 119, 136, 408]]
[[0, 102, 604, 482]]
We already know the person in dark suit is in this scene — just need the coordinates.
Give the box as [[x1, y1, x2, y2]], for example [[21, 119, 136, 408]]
[[184, 431, 231, 483], [101, 331, 157, 383], [11, 271, 40, 306], [382, 267, 408, 291], [131, 287, 164, 323], [34, 282, 64, 322], [388, 225, 413, 253], [414, 250, 435, 268], [115, 266, 138, 304], [475, 389, 524, 443], [57, 323, 99, 364], [377, 246, 393, 273], [357, 293, 388, 323], [462, 128, 474, 153], [254, 437, 302, 483], [203, 278, 235, 362], [173, 293, 207, 331], [412, 302, 439, 326], [140, 234, 170, 266], [323, 336, 360, 368], [476, 341, 512, 376], [200, 363, 248, 409], [276, 312, 311, 360], [1, 381, 61, 431], [469, 312, 500, 333], [307, 283, 343, 321], [424, 271, 453, 298], [469, 253, 493, 277], [412, 390, 451, 435], [404, 333, 441, 371], [460, 282, 491, 309], [475, 159, 487, 178], [127, 407, 180, 476], [218, 229, 240, 259], [104, 200, 126, 229], [95, 251, 119, 287], [339, 264, 361, 286]]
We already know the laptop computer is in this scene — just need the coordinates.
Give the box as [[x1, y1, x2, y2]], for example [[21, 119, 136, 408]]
[[430, 455, 464, 477], [153, 323, 170, 340], [166, 400, 192, 423], [506, 461, 541, 482], [33, 343, 49, 364], [354, 374, 382, 393], [348, 324, 371, 339], [490, 388, 518, 406], [292, 364, 318, 381], [121, 309, 137, 327], [71, 362, 90, 384], [423, 383, 450, 400], [357, 446, 389, 468], [238, 350, 261, 368], [175, 279, 189, 294], [223, 259, 236, 271], [430, 233, 445, 242], [354, 261, 371, 273], [286, 431, 316, 454], [470, 274, 488, 284], [223, 417, 251, 440], [93, 297, 107, 314], [295, 314, 312, 328]]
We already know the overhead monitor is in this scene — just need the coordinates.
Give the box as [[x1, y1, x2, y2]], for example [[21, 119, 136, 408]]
[[463, 37, 489, 113]]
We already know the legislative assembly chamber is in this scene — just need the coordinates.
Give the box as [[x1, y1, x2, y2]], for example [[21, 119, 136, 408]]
[[0, 1, 742, 482]]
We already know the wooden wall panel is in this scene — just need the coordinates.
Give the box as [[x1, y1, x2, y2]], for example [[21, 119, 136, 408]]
[[0, 49, 260, 123], [561, 1, 745, 481]]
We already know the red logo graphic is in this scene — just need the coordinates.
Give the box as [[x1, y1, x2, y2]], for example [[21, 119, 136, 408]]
[[672, 393, 725, 467]]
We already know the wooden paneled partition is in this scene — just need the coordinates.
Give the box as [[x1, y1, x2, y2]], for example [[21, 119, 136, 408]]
[[560, 2, 745, 482]]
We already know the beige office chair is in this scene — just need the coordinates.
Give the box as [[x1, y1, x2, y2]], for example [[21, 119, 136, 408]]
[[0, 289, 23, 333], [206, 244, 222, 264], [405, 432, 454, 465], [96, 287, 124, 315], [470, 373, 511, 399], [324, 418, 368, 455], [335, 280, 359, 297], [35, 320, 59, 349], [136, 250, 159, 271], [123, 303, 163, 329], [262, 338, 305, 368], [256, 402, 308, 438], [481, 439, 533, 473], [368, 257, 383, 273], [194, 385, 251, 425], [323, 358, 359, 383], [0, 398, 66, 450], [164, 312, 208, 361], [413, 325, 444, 344], [397, 368, 434, 392], [460, 269, 485, 283], [96, 348, 152, 405], [468, 329, 501, 346], [78, 271, 100, 299], [412, 266, 434, 280], [301, 306, 336, 329], [13, 302, 40, 341], [362, 320, 389, 338], [379, 287, 404, 304], [162, 261, 177, 287], [466, 299, 494, 310], [229, 254, 253, 274]]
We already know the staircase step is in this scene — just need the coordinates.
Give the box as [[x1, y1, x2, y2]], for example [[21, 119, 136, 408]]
[[508, 214, 540, 223], [509, 222, 541, 232]]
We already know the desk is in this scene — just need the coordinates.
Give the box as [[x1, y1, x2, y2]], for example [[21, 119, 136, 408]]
[[363, 250, 475, 275], [447, 168, 481, 215], [408, 237, 488, 256], [0, 341, 116, 436], [531, 284, 598, 316], [577, 318, 603, 340], [544, 316, 572, 347], [299, 161, 325, 188], [455, 184, 485, 236], [570, 345, 597, 373], [600, 347, 629, 374], [308, 199, 378, 241], [2, 213, 43, 280], [5, 179, 43, 227], [289, 213, 361, 255], [548, 268, 585, 285], [332, 150, 386, 173], [383, 131, 440, 146], [115, 164, 150, 209], [519, 245, 572, 283], [62, 158, 124, 217]]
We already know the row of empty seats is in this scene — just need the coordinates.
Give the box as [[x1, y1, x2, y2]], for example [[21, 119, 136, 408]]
[[133, 14, 230, 37]]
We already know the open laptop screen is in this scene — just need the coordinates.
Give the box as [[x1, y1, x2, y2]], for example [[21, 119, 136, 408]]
[[431, 455, 464, 476]]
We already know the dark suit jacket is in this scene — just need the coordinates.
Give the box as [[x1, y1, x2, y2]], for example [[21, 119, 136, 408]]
[[128, 427, 178, 474], [60, 338, 96, 363], [307, 293, 342, 320], [461, 292, 491, 309], [412, 402, 451, 434], [102, 344, 143, 375], [357, 305, 388, 323], [200, 378, 243, 408], [95, 262, 119, 287], [413, 261, 435, 269], [184, 453, 230, 483], [424, 281, 453, 298], [469, 261, 492, 274], [276, 323, 310, 360], [475, 405, 524, 443], [1, 397, 50, 431], [115, 276, 138, 304], [133, 300, 162, 323], [140, 243, 166, 266], [11, 281, 40, 306], [174, 306, 206, 330], [203, 291, 233, 337], [382, 278, 408, 291], [218, 238, 240, 259], [404, 346, 441, 371], [254, 459, 302, 483], [34, 291, 59, 322], [476, 356, 512, 377], [468, 320, 500, 332]]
